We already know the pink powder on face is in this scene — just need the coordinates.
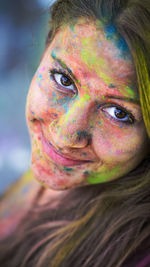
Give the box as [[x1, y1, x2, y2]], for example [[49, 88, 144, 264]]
[[115, 150, 123, 155]]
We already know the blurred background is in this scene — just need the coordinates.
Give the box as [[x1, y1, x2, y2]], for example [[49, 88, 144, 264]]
[[0, 0, 56, 194]]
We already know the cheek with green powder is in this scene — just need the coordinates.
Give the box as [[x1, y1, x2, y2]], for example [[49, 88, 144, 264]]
[[86, 166, 121, 184]]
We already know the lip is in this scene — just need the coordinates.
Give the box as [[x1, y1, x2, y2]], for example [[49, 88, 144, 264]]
[[40, 131, 92, 167]]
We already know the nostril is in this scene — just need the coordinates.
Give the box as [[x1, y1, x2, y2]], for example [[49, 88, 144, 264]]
[[77, 131, 91, 145], [77, 131, 88, 138]]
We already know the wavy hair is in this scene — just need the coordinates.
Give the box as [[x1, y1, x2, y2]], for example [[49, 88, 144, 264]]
[[0, 0, 150, 266]]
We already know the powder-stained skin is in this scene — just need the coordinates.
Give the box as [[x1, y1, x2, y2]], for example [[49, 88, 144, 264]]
[[26, 18, 149, 190]]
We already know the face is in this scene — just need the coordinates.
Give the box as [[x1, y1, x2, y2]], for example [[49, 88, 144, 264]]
[[26, 19, 149, 190]]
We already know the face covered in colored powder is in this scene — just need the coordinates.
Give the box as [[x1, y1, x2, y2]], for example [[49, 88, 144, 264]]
[[26, 19, 149, 190]]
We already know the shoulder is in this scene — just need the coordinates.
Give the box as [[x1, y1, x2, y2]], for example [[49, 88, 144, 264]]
[[0, 170, 66, 240], [0, 169, 41, 240], [123, 236, 150, 267]]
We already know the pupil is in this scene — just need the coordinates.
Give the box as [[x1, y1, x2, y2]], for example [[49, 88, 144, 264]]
[[61, 75, 71, 86], [115, 108, 126, 119]]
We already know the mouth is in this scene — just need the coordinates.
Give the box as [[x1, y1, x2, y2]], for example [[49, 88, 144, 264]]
[[40, 130, 92, 167]]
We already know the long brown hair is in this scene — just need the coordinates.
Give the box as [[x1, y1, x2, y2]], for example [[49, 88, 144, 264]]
[[1, 1, 150, 266]]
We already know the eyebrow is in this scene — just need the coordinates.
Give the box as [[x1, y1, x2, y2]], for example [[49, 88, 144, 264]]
[[51, 53, 139, 105], [105, 95, 140, 105]]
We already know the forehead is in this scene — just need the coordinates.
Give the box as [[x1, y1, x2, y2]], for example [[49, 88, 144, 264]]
[[51, 20, 131, 58], [45, 19, 137, 96], [51, 20, 133, 67]]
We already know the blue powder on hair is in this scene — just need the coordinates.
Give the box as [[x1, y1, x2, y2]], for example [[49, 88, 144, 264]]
[[105, 25, 130, 56], [105, 25, 116, 39], [116, 37, 129, 53]]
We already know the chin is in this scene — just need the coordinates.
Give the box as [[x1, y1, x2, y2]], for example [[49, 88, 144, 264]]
[[31, 161, 85, 191]]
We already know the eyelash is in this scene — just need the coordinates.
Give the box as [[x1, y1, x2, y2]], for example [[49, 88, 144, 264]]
[[49, 68, 135, 125]]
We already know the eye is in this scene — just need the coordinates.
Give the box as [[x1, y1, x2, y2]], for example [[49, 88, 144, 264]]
[[54, 73, 73, 88], [103, 106, 134, 124], [50, 70, 76, 94]]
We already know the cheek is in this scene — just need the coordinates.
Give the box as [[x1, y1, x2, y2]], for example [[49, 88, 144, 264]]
[[26, 74, 66, 124], [93, 118, 145, 163]]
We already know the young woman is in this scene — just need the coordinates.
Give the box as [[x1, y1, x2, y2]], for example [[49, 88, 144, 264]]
[[0, 0, 150, 266]]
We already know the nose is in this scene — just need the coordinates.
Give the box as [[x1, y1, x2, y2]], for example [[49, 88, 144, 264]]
[[49, 96, 93, 149]]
